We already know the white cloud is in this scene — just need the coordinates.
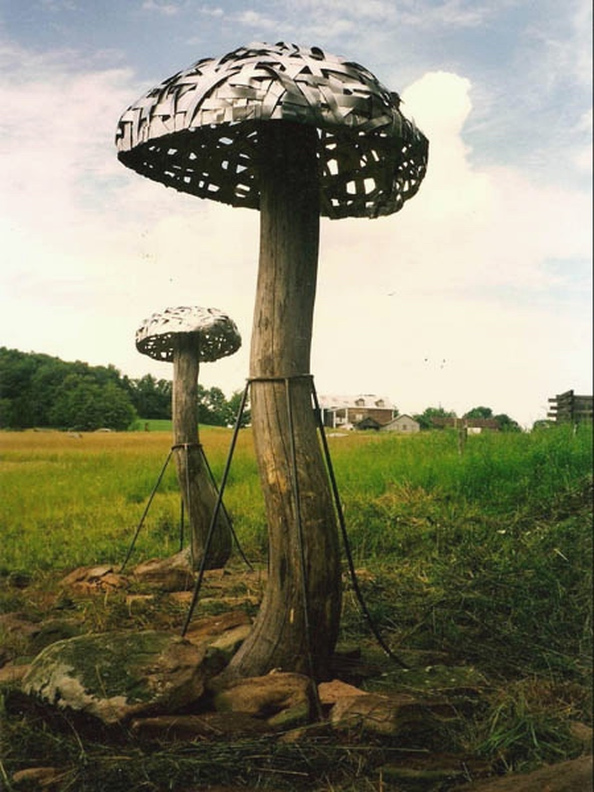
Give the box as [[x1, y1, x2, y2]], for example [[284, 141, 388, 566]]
[[40, 0, 77, 11], [533, 0, 593, 88], [280, 0, 491, 28], [399, 0, 494, 28], [232, 10, 281, 31], [142, 0, 182, 15]]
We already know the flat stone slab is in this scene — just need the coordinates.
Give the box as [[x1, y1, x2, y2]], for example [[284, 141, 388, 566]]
[[60, 565, 130, 593], [212, 671, 315, 720], [318, 678, 366, 704], [21, 630, 224, 725]]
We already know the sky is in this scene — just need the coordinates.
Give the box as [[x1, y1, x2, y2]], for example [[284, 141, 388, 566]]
[[0, 0, 591, 428]]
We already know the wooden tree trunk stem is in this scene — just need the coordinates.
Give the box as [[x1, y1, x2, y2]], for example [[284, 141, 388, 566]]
[[172, 334, 232, 570], [228, 121, 342, 680]]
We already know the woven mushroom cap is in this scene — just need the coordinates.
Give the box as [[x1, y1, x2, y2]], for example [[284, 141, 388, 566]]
[[116, 42, 428, 219], [136, 306, 242, 363]]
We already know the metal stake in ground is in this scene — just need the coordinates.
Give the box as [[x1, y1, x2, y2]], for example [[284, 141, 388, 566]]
[[117, 42, 428, 679], [136, 306, 241, 570]]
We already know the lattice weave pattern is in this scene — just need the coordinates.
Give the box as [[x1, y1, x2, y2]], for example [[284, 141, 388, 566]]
[[116, 42, 428, 219], [136, 306, 242, 363]]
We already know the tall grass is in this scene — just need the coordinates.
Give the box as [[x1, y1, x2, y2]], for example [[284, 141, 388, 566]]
[[330, 425, 592, 682], [0, 424, 590, 574], [0, 429, 260, 572]]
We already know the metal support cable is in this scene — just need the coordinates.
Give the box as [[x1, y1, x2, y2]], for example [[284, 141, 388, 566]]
[[121, 448, 174, 571], [181, 381, 252, 635], [310, 381, 409, 669], [122, 431, 251, 574]]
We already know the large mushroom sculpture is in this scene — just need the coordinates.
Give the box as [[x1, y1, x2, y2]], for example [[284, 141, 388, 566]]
[[136, 305, 241, 570], [116, 42, 428, 680]]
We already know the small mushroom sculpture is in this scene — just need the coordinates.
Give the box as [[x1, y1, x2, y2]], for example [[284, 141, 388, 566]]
[[136, 306, 241, 570], [117, 42, 428, 679]]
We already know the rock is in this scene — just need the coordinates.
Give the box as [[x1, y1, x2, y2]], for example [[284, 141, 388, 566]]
[[132, 553, 194, 591], [28, 619, 82, 655], [212, 671, 315, 721], [0, 662, 32, 685], [569, 721, 593, 753], [452, 755, 593, 792], [267, 700, 311, 730], [184, 610, 252, 658], [11, 766, 69, 789], [184, 610, 251, 642], [330, 691, 451, 738], [208, 624, 252, 656], [0, 612, 41, 639], [167, 591, 195, 605], [318, 678, 366, 705], [131, 712, 272, 741], [59, 565, 129, 594], [21, 630, 225, 726]]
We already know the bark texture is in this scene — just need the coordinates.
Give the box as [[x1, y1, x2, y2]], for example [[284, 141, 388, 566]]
[[172, 334, 232, 570], [228, 121, 342, 680]]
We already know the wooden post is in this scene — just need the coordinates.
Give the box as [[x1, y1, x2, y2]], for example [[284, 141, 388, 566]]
[[172, 333, 232, 570], [228, 122, 342, 680]]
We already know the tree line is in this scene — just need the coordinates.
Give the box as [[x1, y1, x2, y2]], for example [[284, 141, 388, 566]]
[[0, 348, 519, 432], [412, 405, 520, 431], [0, 348, 247, 431]]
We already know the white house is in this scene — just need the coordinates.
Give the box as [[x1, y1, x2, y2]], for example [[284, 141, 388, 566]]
[[381, 414, 420, 433], [318, 394, 396, 429]]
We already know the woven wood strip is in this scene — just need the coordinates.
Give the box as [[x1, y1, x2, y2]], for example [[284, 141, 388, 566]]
[[116, 42, 428, 219], [136, 306, 242, 363]]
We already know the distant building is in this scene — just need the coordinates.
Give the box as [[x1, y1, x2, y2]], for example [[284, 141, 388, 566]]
[[381, 414, 420, 434], [547, 390, 593, 424], [318, 394, 396, 430]]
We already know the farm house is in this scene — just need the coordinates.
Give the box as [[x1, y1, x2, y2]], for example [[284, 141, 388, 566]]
[[318, 394, 397, 430]]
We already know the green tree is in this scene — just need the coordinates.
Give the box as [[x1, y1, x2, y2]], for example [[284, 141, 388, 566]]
[[494, 413, 521, 432], [228, 389, 251, 428], [0, 398, 13, 428], [198, 385, 231, 425], [49, 375, 136, 431], [129, 374, 172, 418], [464, 406, 494, 419], [414, 406, 456, 430], [465, 406, 521, 431], [0, 347, 38, 427], [0, 347, 135, 429], [532, 419, 555, 431], [28, 357, 72, 426]]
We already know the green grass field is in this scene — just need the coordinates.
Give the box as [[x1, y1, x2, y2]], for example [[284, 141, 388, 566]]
[[0, 423, 592, 789]]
